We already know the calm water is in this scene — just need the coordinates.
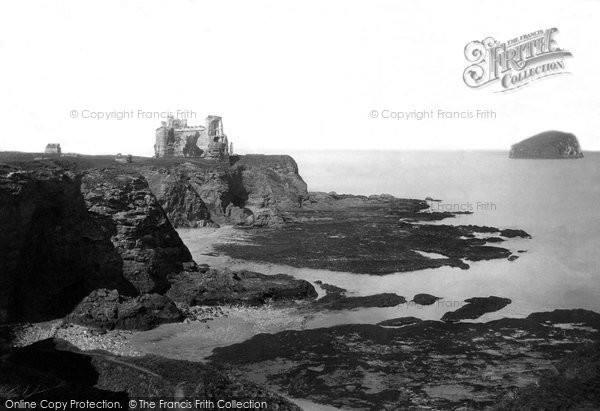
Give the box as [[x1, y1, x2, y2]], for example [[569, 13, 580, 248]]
[[134, 151, 600, 363]]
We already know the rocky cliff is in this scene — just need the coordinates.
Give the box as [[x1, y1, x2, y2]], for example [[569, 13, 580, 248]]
[[0, 154, 313, 324], [81, 168, 195, 293], [0, 165, 124, 323], [0, 159, 194, 323], [509, 131, 584, 159], [140, 154, 308, 227], [229, 155, 308, 226]]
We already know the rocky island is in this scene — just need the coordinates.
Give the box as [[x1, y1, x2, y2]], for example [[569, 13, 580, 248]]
[[509, 130, 584, 159]]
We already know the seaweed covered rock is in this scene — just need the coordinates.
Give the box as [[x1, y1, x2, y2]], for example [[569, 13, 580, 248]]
[[441, 296, 511, 322], [167, 268, 317, 306]]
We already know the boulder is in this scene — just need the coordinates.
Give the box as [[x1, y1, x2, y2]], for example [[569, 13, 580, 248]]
[[412, 293, 441, 305], [67, 289, 182, 331]]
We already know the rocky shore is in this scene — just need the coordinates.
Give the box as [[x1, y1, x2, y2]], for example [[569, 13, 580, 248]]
[[215, 191, 531, 274], [209, 309, 600, 410], [1, 151, 597, 410]]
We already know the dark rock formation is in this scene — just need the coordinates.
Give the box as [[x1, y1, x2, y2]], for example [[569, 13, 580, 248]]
[[0, 166, 130, 323], [500, 228, 532, 238], [441, 296, 512, 322], [509, 131, 583, 159], [0, 339, 299, 410], [313, 293, 406, 311], [0, 159, 195, 323], [67, 289, 182, 331], [412, 293, 441, 305], [209, 309, 600, 410], [140, 154, 307, 227], [143, 168, 213, 228], [141, 162, 233, 227], [527, 308, 600, 326], [495, 342, 600, 410], [228, 155, 308, 226], [377, 316, 422, 327], [167, 268, 317, 306], [216, 194, 530, 274], [81, 168, 194, 294]]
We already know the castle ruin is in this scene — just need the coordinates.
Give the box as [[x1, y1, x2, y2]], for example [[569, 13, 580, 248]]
[[154, 115, 231, 159], [44, 143, 61, 155]]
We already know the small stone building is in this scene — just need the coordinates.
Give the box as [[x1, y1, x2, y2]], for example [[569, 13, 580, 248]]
[[44, 143, 61, 154]]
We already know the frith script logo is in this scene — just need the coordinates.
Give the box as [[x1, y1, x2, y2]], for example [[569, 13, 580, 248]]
[[463, 28, 572, 92]]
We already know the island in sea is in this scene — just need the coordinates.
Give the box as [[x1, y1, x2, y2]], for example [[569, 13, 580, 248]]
[[509, 130, 584, 159], [1, 117, 598, 410]]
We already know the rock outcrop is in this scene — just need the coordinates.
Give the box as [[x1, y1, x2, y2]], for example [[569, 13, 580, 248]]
[[412, 293, 441, 305], [441, 296, 512, 322], [209, 309, 600, 410], [142, 167, 213, 228], [312, 293, 406, 311], [167, 268, 317, 306], [215, 194, 531, 274], [0, 159, 195, 323], [509, 131, 583, 159], [229, 155, 308, 226], [0, 154, 316, 323], [0, 166, 130, 323], [67, 289, 183, 331], [140, 154, 308, 227], [81, 168, 195, 294], [377, 316, 422, 327]]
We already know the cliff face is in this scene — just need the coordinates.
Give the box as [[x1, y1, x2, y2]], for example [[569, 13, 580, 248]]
[[0, 153, 310, 323], [0, 166, 126, 323], [230, 155, 308, 225], [510, 131, 584, 159], [0, 160, 194, 323], [81, 168, 194, 294], [141, 154, 308, 227], [142, 167, 213, 228]]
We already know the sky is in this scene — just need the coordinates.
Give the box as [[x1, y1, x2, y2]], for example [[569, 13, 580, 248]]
[[0, 0, 599, 156]]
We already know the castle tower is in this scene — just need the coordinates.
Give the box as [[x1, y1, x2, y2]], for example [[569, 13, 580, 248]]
[[154, 121, 169, 157], [206, 115, 224, 141]]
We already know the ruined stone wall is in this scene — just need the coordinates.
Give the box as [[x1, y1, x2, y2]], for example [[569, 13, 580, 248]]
[[173, 129, 204, 157], [155, 116, 229, 159]]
